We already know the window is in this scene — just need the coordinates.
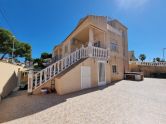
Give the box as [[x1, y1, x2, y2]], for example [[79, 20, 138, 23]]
[[111, 43, 118, 52], [112, 65, 117, 73], [94, 41, 101, 47]]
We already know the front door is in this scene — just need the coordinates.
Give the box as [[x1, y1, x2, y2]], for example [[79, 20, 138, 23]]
[[81, 66, 91, 89], [98, 61, 106, 86]]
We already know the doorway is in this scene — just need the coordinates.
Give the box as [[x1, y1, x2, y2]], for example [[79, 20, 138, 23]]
[[98, 61, 106, 86]]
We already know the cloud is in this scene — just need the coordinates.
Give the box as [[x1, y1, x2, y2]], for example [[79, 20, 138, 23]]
[[115, 0, 149, 9]]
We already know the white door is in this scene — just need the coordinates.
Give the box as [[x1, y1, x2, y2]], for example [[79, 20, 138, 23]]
[[81, 66, 91, 89], [98, 61, 106, 86]]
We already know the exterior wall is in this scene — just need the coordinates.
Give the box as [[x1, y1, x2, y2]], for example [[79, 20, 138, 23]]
[[123, 30, 129, 73], [55, 58, 123, 95], [110, 56, 125, 81], [106, 22, 128, 75], [55, 58, 92, 95], [90, 16, 107, 32], [0, 62, 23, 98]]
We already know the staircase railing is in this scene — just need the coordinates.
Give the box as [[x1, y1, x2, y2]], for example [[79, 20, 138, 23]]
[[28, 46, 109, 93]]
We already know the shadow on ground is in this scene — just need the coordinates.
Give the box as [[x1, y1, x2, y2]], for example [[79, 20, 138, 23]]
[[0, 82, 117, 123]]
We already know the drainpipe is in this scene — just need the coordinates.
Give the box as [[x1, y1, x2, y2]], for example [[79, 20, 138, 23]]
[[88, 27, 94, 57]]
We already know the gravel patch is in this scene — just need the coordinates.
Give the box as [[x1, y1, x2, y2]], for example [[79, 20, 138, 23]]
[[0, 78, 166, 124]]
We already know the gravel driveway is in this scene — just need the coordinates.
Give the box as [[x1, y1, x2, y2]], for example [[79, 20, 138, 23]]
[[0, 78, 166, 124]]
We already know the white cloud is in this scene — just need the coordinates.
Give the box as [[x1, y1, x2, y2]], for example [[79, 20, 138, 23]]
[[115, 0, 149, 9]]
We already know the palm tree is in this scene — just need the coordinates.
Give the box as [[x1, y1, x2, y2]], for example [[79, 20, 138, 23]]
[[139, 54, 146, 62], [156, 57, 161, 62]]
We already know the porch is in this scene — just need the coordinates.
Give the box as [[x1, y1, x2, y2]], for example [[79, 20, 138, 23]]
[[52, 25, 106, 62]]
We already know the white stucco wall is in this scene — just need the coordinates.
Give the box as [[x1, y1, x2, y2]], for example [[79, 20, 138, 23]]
[[0, 62, 24, 98]]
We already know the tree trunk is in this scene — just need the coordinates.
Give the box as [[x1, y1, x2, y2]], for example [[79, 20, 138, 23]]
[[0, 53, 7, 60]]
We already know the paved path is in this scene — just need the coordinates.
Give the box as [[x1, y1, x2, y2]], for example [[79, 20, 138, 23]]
[[0, 78, 166, 124]]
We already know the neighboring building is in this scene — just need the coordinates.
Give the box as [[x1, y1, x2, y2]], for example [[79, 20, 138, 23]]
[[28, 15, 129, 95], [0, 61, 24, 100], [128, 51, 137, 61]]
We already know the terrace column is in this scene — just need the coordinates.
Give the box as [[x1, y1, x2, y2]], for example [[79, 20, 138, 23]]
[[68, 42, 71, 54], [88, 27, 94, 57], [28, 69, 33, 95], [62, 45, 65, 58], [58, 48, 60, 60], [88, 27, 94, 46]]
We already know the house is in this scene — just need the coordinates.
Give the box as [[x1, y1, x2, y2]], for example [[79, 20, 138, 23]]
[[128, 51, 137, 61], [28, 15, 129, 95]]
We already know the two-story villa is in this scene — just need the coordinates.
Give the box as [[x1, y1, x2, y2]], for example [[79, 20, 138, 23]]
[[28, 15, 129, 95]]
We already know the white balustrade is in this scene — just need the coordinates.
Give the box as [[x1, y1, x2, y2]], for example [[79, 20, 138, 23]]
[[49, 66, 51, 78], [53, 64, 56, 76], [28, 46, 110, 92], [129, 61, 166, 67], [40, 72, 42, 85], [44, 69, 47, 82], [91, 47, 108, 59], [61, 60, 63, 71], [35, 74, 37, 88]]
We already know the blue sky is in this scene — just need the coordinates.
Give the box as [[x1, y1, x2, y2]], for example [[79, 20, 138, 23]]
[[0, 0, 166, 61]]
